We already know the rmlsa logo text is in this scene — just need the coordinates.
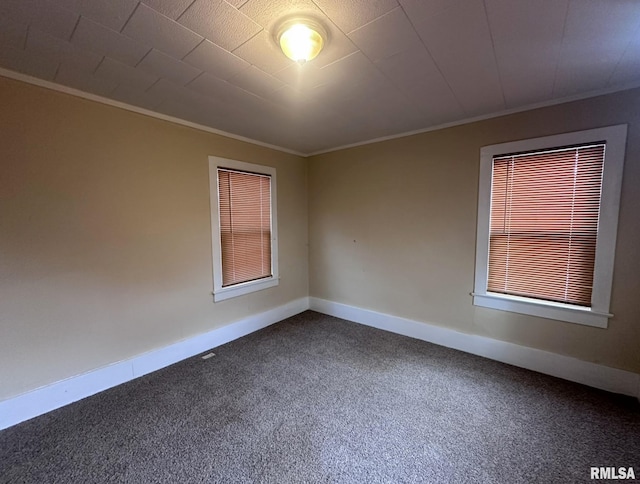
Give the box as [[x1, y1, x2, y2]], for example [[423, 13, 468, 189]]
[[590, 467, 636, 480]]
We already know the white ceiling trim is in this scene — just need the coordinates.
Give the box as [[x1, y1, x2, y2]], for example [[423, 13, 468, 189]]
[[3, 66, 640, 159], [306, 81, 640, 157], [0, 67, 306, 157]]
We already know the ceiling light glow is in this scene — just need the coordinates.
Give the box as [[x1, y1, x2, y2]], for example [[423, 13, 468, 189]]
[[277, 18, 327, 63]]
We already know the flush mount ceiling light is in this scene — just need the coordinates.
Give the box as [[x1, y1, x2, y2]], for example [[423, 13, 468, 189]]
[[275, 17, 328, 64]]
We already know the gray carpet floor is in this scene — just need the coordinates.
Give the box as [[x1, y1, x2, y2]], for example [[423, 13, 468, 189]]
[[1, 310, 639, 483]]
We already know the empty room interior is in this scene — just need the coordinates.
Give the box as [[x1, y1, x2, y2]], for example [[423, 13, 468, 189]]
[[1, 0, 639, 482]]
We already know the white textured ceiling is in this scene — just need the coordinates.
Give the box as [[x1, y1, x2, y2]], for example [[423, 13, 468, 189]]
[[1, 0, 640, 155]]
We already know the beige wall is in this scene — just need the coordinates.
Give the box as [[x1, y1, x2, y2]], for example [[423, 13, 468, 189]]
[[0, 76, 308, 400], [309, 88, 640, 373], [2, 74, 638, 404]]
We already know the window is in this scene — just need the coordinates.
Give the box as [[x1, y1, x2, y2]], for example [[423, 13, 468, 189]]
[[473, 125, 626, 327], [208, 157, 278, 302]]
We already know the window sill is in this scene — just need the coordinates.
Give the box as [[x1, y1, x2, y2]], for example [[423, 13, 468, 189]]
[[472, 292, 611, 328], [213, 277, 279, 302]]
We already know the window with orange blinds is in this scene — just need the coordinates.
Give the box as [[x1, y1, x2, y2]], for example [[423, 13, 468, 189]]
[[488, 144, 605, 307], [217, 168, 272, 287]]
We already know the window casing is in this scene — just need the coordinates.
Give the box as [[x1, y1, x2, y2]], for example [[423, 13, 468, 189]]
[[209, 157, 278, 302], [473, 125, 626, 328]]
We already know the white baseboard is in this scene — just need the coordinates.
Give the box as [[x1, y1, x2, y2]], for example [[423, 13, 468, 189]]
[[3, 295, 637, 431], [0, 297, 310, 431], [309, 297, 640, 399]]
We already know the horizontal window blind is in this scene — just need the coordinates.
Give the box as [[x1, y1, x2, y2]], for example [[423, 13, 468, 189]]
[[218, 168, 272, 287], [488, 143, 605, 306]]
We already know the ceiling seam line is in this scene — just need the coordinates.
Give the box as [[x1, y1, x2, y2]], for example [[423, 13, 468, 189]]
[[481, 0, 507, 108], [176, 0, 197, 22], [22, 24, 29, 50], [135, 48, 153, 69], [551, 0, 571, 98], [92, 56, 106, 75], [605, 16, 640, 87], [231, 28, 264, 55], [120, 2, 141, 34], [68, 13, 82, 41], [346, 5, 402, 35], [181, 38, 206, 62], [397, 3, 466, 116]]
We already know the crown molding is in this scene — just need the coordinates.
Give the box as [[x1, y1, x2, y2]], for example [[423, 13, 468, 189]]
[[306, 81, 640, 157], [0, 68, 306, 157], [3, 67, 640, 159]]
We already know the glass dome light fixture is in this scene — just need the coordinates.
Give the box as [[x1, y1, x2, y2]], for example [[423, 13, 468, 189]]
[[276, 16, 328, 64]]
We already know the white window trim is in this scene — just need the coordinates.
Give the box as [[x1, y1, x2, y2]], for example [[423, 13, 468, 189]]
[[208, 156, 279, 302], [473, 125, 627, 328]]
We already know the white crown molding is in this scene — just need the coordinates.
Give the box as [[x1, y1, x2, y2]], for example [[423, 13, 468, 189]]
[[0, 68, 306, 157], [5, 67, 640, 159], [306, 81, 640, 156], [309, 297, 640, 399], [0, 297, 310, 431]]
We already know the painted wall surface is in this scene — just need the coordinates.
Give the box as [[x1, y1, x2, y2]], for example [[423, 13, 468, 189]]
[[308, 88, 640, 373], [0, 77, 308, 400]]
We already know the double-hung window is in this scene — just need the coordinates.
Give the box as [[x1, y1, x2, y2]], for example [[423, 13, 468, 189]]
[[208, 157, 278, 302], [473, 125, 626, 327]]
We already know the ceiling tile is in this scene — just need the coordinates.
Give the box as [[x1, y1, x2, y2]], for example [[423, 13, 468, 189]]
[[187, 73, 288, 129], [553, 1, 640, 97], [150, 79, 252, 128], [348, 7, 421, 62], [239, 0, 324, 29], [55, 65, 119, 97], [288, 109, 350, 145], [311, 0, 399, 33], [608, 23, 640, 86], [237, 94, 293, 123], [229, 65, 284, 97], [1, 0, 79, 41], [323, 68, 392, 104], [0, 17, 27, 49], [233, 30, 292, 74], [313, 24, 359, 68], [308, 66, 386, 107], [375, 45, 463, 121], [327, 77, 394, 113], [319, 74, 426, 134], [319, 51, 380, 87], [137, 49, 202, 85], [183, 40, 250, 80], [155, 97, 218, 126], [0, 44, 59, 80], [265, 85, 327, 111], [273, 62, 329, 92], [374, 44, 444, 92], [141, 0, 194, 19], [486, 0, 567, 107], [51, 0, 139, 32], [110, 84, 166, 110], [351, 94, 427, 135], [71, 17, 151, 67], [178, 0, 262, 51], [398, 0, 453, 23], [122, 4, 203, 59], [26, 28, 103, 73], [187, 72, 252, 106], [148, 78, 208, 105], [227, 0, 250, 7], [305, 70, 377, 107], [94, 57, 159, 91], [412, 0, 505, 115]]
